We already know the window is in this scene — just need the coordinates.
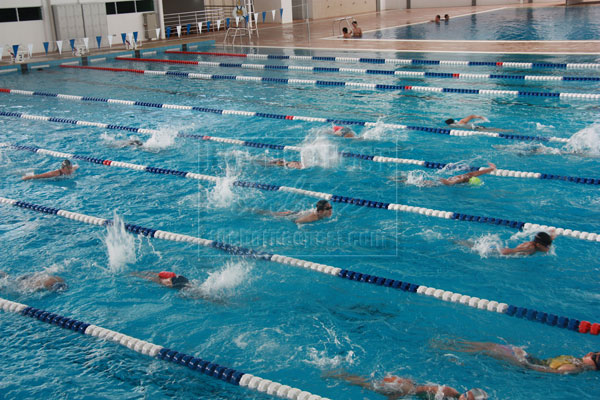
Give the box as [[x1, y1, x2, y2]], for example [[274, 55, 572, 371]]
[[0, 8, 18, 23], [106, 2, 116, 15], [136, 0, 154, 12], [17, 7, 42, 21], [116, 1, 136, 14]]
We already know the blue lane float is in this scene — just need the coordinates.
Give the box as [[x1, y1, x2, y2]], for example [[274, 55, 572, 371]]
[[114, 56, 600, 83], [0, 88, 571, 144], [4, 142, 600, 242], [165, 50, 600, 71], [65, 63, 600, 102], [0, 297, 330, 400], [1, 196, 598, 337]]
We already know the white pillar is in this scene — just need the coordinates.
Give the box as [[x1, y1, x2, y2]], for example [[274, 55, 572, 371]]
[[42, 0, 57, 52], [156, 0, 165, 39]]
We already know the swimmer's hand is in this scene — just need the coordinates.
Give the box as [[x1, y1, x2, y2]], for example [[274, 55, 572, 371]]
[[487, 162, 496, 170]]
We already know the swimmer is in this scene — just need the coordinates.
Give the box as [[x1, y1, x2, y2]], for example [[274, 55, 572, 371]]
[[0, 271, 67, 292], [22, 159, 78, 181], [500, 231, 556, 255], [444, 14, 450, 22], [431, 15, 441, 23], [118, 138, 144, 148], [445, 116, 513, 133], [342, 27, 352, 39], [133, 271, 191, 290], [439, 162, 496, 186], [331, 125, 357, 138], [351, 20, 362, 38], [262, 159, 304, 170], [436, 339, 600, 374], [257, 200, 333, 224], [324, 370, 488, 400]]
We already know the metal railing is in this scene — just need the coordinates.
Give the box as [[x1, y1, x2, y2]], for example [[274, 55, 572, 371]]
[[163, 7, 234, 34]]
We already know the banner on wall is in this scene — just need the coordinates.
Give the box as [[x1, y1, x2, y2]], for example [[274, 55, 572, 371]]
[[280, 8, 283, 18], [43, 42, 49, 54], [133, 32, 138, 43], [254, 13, 258, 24], [56, 40, 63, 54], [69, 39, 75, 50], [226, 18, 230, 29], [121, 33, 127, 44], [12, 45, 19, 57]]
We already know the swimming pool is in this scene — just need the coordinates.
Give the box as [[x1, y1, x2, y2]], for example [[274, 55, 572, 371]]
[[0, 44, 599, 399], [362, 6, 600, 41]]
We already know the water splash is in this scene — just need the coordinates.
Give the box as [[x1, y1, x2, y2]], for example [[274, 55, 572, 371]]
[[207, 165, 238, 208], [104, 212, 136, 272], [143, 129, 177, 151], [471, 234, 503, 258], [305, 348, 355, 369], [564, 123, 600, 156], [299, 135, 339, 168], [493, 142, 562, 156], [198, 260, 253, 298], [360, 119, 405, 141], [536, 122, 555, 130], [402, 170, 437, 187]]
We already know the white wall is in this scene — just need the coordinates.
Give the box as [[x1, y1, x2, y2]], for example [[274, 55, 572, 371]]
[[379, 0, 406, 10], [409, 0, 471, 8], [107, 13, 146, 38], [256, 0, 293, 23], [0, 20, 47, 53], [1, 0, 42, 7]]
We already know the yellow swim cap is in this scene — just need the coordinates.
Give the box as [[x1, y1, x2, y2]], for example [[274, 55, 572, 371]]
[[468, 176, 482, 186]]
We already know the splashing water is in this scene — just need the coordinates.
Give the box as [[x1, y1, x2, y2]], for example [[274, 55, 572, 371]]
[[143, 129, 177, 150], [360, 119, 405, 141], [199, 260, 253, 298], [564, 123, 600, 156], [207, 165, 238, 208], [300, 135, 339, 168], [536, 122, 555, 131], [305, 348, 355, 369], [493, 142, 562, 156], [404, 170, 437, 187], [104, 212, 136, 272], [471, 234, 503, 258]]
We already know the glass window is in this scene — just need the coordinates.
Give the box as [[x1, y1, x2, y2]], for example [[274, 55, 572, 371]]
[[106, 2, 116, 15], [17, 7, 42, 21], [136, 0, 154, 12], [0, 8, 18, 23], [116, 1, 136, 14]]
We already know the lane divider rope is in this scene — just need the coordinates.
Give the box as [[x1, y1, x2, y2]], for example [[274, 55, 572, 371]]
[[0, 297, 330, 400], [164, 50, 600, 71], [116, 56, 600, 84], [5, 135, 598, 186], [0, 88, 570, 144], [65, 64, 600, 102], [4, 141, 600, 242], [1, 196, 598, 336]]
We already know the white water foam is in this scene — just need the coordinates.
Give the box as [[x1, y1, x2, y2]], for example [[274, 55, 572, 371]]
[[208, 165, 238, 208], [471, 234, 503, 258], [300, 135, 339, 168], [564, 123, 600, 156], [143, 129, 177, 151], [198, 260, 253, 298], [104, 212, 136, 272], [304, 348, 355, 369]]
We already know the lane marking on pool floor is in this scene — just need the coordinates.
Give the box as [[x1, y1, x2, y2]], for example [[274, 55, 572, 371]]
[[164, 50, 600, 71], [0, 297, 330, 400], [3, 133, 598, 186], [0, 88, 571, 144], [63, 64, 600, 102], [0, 196, 598, 336], [115, 56, 600, 84], [4, 141, 600, 243]]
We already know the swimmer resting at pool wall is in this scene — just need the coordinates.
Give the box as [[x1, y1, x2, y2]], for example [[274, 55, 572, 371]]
[[436, 339, 600, 374], [324, 370, 488, 400]]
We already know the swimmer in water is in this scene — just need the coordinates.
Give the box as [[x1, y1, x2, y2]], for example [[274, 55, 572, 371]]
[[22, 159, 78, 181], [445, 116, 513, 132], [324, 370, 488, 400], [257, 200, 333, 224], [260, 159, 305, 170], [331, 125, 357, 138], [436, 339, 600, 374], [500, 231, 556, 256], [392, 163, 496, 187], [133, 271, 191, 290], [0, 271, 67, 292]]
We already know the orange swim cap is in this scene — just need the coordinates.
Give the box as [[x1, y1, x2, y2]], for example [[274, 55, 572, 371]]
[[158, 271, 176, 279], [333, 126, 343, 132], [382, 376, 400, 384]]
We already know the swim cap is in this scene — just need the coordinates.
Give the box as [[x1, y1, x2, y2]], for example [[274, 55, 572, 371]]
[[333, 126, 343, 132], [171, 275, 189, 289], [533, 232, 552, 247], [316, 199, 330, 211], [468, 177, 482, 186], [463, 388, 488, 400], [61, 159, 72, 169], [158, 271, 176, 279], [445, 118, 455, 125]]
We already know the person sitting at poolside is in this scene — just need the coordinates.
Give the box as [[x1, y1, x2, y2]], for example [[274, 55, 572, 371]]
[[351, 21, 363, 38], [258, 200, 333, 224], [133, 271, 191, 290], [324, 370, 488, 400], [431, 15, 441, 23], [500, 231, 556, 255], [22, 159, 78, 181], [259, 158, 304, 169], [331, 125, 357, 138], [0, 271, 67, 292], [342, 27, 352, 39], [437, 339, 600, 374]]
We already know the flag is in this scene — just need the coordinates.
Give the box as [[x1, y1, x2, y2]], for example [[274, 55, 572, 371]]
[[262, 11, 266, 22], [12, 44, 19, 57], [127, 32, 133, 46], [69, 39, 75, 50], [207, 21, 211, 32], [83, 37, 89, 50], [235, 16, 239, 27], [198, 22, 203, 33], [254, 13, 259, 24], [56, 41, 63, 54], [155, 28, 160, 39], [217, 20, 221, 31], [121, 33, 127, 44], [133, 32, 138, 42], [226, 18, 230, 29], [186, 24, 191, 35], [280, 8, 283, 18], [176, 25, 181, 37], [166, 27, 171, 38], [244, 15, 248, 25], [272, 10, 276, 20], [96, 36, 102, 48], [107, 35, 114, 47], [43, 42, 49, 54]]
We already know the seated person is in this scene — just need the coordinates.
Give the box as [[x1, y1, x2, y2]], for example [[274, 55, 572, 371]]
[[351, 21, 362, 38], [0, 271, 67, 292], [133, 271, 191, 290], [324, 370, 488, 400], [500, 231, 556, 255], [22, 159, 78, 181], [342, 27, 352, 39]]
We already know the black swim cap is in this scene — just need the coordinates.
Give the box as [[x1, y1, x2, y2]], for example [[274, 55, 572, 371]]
[[171, 275, 189, 289], [533, 232, 552, 247], [316, 200, 329, 211], [50, 282, 68, 292], [445, 119, 455, 125]]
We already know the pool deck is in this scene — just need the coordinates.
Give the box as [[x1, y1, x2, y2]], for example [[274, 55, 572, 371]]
[[1, 0, 599, 68]]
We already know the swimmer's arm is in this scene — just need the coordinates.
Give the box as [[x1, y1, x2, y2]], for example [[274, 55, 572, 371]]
[[131, 271, 160, 283], [295, 212, 318, 224], [458, 115, 484, 125], [468, 162, 497, 178], [414, 385, 459, 398], [22, 169, 61, 180], [500, 242, 535, 255], [524, 363, 574, 374]]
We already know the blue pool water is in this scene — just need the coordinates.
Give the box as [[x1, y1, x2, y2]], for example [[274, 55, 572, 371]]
[[0, 45, 599, 399], [363, 6, 600, 41]]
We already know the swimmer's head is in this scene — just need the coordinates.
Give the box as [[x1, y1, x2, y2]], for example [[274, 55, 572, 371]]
[[445, 118, 455, 125], [342, 27, 348, 33], [533, 232, 552, 248], [590, 352, 600, 370], [468, 176, 482, 186], [50, 281, 68, 292], [61, 159, 72, 170], [171, 275, 189, 290], [460, 388, 488, 400], [316, 200, 331, 212]]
